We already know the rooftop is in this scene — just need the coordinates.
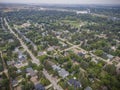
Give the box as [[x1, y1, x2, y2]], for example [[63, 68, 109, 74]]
[[52, 65, 61, 71], [107, 54, 114, 59], [84, 86, 92, 90], [35, 83, 45, 90], [52, 65, 69, 78], [68, 79, 82, 88], [26, 67, 36, 77], [58, 69, 69, 78]]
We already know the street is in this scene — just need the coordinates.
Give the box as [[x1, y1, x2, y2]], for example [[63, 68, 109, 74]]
[[4, 18, 63, 90], [43, 69, 63, 90], [4, 18, 40, 66]]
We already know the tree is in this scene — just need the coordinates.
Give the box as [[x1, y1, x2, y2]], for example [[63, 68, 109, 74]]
[[0, 73, 9, 90], [38, 55, 47, 64], [37, 71, 43, 80], [8, 66, 17, 79], [104, 64, 116, 75], [94, 50, 104, 57], [115, 50, 120, 57], [0, 63, 3, 72], [53, 70, 58, 77], [64, 61, 72, 71], [21, 79, 34, 90], [40, 77, 50, 86]]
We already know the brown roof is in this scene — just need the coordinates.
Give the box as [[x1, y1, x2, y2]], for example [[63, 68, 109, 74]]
[[112, 56, 120, 63]]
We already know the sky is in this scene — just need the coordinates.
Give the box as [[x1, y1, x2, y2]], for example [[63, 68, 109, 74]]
[[0, 0, 120, 5]]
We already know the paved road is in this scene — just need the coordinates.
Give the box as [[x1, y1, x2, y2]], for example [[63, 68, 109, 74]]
[[57, 37, 110, 64], [4, 18, 63, 90], [4, 18, 40, 66], [43, 69, 63, 90], [14, 25, 37, 51]]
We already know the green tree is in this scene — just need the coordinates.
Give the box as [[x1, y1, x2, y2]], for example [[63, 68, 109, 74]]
[[94, 50, 104, 57]]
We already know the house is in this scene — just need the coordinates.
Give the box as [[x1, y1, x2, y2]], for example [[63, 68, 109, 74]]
[[38, 51, 46, 56], [58, 69, 69, 78], [89, 78, 94, 83], [52, 65, 61, 71], [7, 61, 15, 66], [107, 54, 114, 60], [12, 80, 18, 87], [100, 86, 108, 90], [111, 46, 116, 51], [31, 42, 37, 51], [18, 54, 26, 61], [47, 60, 55, 66], [47, 47, 54, 51], [35, 83, 45, 90], [111, 56, 120, 63], [8, 39, 14, 43], [91, 58, 98, 64], [63, 52, 69, 56], [16, 69, 22, 74], [68, 79, 82, 88], [52, 65, 69, 78], [78, 52, 85, 57], [26, 67, 36, 77], [84, 86, 92, 90], [47, 46, 59, 52], [88, 74, 94, 82]]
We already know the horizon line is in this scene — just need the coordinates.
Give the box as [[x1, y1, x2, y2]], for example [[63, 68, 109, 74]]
[[0, 2, 120, 6]]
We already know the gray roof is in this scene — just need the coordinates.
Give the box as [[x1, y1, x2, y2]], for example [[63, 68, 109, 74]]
[[52, 65, 69, 78], [35, 83, 45, 90], [58, 69, 69, 78], [7, 61, 14, 65], [52, 65, 61, 71], [107, 54, 114, 59], [12, 80, 18, 86], [38, 52, 44, 56], [84, 86, 92, 90], [26, 67, 36, 76], [68, 79, 81, 88], [18, 54, 26, 61]]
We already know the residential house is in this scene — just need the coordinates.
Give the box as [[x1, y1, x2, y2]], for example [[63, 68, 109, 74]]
[[8, 39, 14, 43], [7, 61, 15, 66], [52, 65, 61, 71], [84, 86, 92, 90], [18, 54, 26, 61], [91, 58, 98, 64], [47, 47, 54, 51], [38, 51, 46, 56], [26, 67, 36, 77], [12, 80, 18, 87], [68, 79, 82, 88], [52, 65, 69, 78], [35, 83, 45, 90], [58, 69, 69, 78], [111, 56, 120, 63], [107, 54, 114, 60], [78, 52, 85, 57]]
